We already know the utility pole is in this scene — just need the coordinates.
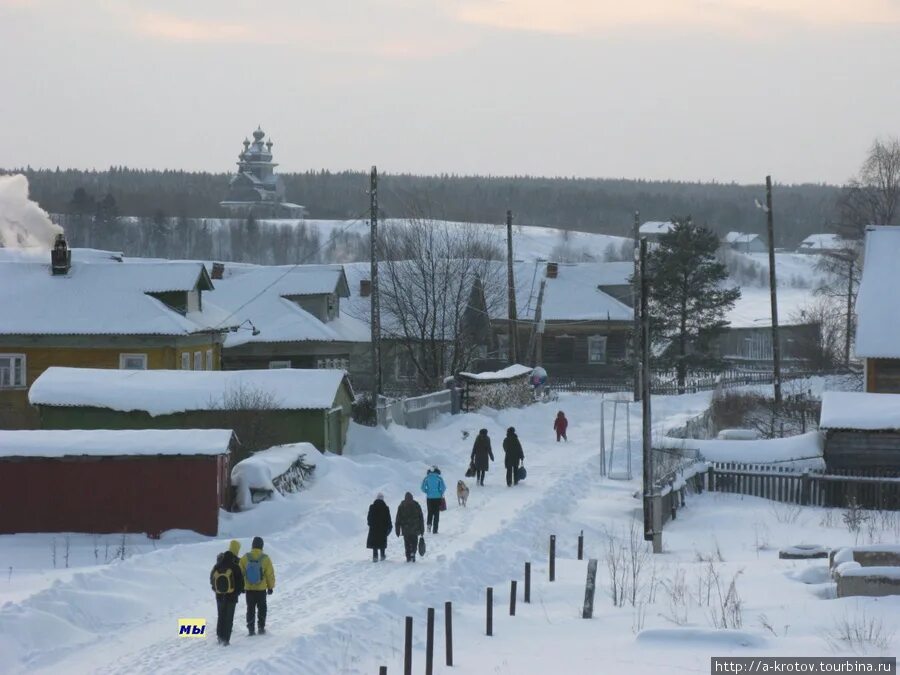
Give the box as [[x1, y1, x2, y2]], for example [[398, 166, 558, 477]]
[[765, 176, 782, 406], [532, 279, 546, 366], [632, 210, 641, 402], [506, 209, 520, 364], [370, 166, 382, 407], [845, 257, 854, 369], [640, 238, 658, 551]]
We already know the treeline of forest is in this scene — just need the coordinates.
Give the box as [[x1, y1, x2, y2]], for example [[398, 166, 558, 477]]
[[4, 167, 843, 246]]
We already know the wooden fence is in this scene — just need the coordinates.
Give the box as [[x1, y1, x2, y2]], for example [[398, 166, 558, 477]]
[[553, 368, 816, 396], [707, 462, 900, 510]]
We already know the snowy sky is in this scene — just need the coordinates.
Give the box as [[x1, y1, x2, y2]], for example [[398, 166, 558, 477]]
[[2, 0, 899, 183]]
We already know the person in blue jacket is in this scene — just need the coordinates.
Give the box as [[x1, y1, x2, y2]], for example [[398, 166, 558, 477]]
[[421, 466, 447, 534]]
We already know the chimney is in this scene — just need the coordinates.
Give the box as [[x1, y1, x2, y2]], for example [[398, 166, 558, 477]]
[[50, 234, 71, 276], [546, 262, 558, 279], [211, 262, 225, 280], [360, 279, 371, 297]]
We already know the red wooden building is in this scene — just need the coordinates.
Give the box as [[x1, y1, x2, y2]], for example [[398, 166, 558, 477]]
[[0, 429, 235, 536]]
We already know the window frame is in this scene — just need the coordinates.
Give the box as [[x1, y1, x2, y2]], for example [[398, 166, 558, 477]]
[[496, 334, 509, 360], [194, 351, 203, 371], [206, 348, 214, 370], [269, 360, 291, 369], [118, 353, 148, 370], [587, 335, 608, 364], [394, 352, 417, 381], [181, 352, 191, 370], [0, 353, 26, 389]]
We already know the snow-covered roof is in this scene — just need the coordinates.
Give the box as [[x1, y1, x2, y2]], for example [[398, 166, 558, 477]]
[[204, 263, 369, 347], [855, 226, 900, 358], [0, 252, 224, 336], [29, 367, 352, 415], [639, 221, 675, 236], [658, 431, 824, 469], [724, 232, 761, 245], [458, 364, 533, 381], [0, 429, 233, 459], [819, 391, 900, 430], [484, 261, 633, 323], [798, 233, 844, 250]]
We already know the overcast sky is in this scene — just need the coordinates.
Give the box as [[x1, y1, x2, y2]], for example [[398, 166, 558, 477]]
[[2, 0, 898, 184]]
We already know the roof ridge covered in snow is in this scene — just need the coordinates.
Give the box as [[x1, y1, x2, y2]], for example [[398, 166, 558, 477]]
[[0, 428, 234, 458], [29, 367, 352, 416]]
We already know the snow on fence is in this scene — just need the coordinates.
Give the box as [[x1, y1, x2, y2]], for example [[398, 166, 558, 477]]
[[553, 368, 814, 395], [377, 389, 453, 430], [706, 463, 900, 510]]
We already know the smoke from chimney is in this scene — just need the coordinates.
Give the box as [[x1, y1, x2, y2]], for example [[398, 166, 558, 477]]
[[0, 174, 64, 249]]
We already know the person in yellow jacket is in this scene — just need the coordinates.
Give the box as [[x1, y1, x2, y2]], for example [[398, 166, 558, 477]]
[[239, 536, 275, 636]]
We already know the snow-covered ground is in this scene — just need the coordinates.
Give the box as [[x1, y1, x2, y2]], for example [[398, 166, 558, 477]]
[[1, 391, 897, 674]]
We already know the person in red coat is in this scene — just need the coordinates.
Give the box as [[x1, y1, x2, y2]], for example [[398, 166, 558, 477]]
[[553, 411, 568, 442]]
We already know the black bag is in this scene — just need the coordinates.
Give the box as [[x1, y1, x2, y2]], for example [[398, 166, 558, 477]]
[[212, 567, 234, 595], [417, 536, 426, 557], [516, 465, 527, 481], [439, 497, 447, 512], [465, 462, 476, 478]]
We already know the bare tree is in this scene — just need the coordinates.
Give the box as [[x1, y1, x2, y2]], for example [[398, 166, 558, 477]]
[[838, 136, 900, 238], [377, 207, 505, 391], [208, 383, 281, 460]]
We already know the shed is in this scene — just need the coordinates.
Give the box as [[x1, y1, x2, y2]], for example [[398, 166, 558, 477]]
[[820, 391, 900, 473], [29, 367, 355, 454], [0, 429, 234, 536]]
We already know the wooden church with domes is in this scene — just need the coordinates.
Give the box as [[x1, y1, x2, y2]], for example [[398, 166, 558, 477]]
[[220, 126, 306, 218]]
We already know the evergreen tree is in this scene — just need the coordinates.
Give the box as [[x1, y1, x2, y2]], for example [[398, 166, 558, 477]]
[[647, 217, 741, 393]]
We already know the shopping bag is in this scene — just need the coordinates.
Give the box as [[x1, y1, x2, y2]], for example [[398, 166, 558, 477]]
[[418, 536, 426, 557]]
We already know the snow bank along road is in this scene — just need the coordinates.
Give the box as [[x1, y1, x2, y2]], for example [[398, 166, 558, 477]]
[[0, 392, 711, 674]]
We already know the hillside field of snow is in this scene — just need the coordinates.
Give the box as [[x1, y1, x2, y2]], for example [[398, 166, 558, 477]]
[[1, 390, 897, 675]]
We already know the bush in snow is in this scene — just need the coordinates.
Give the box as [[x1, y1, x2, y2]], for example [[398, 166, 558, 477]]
[[824, 607, 896, 653]]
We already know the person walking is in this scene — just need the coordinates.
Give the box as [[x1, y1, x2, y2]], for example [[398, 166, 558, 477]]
[[503, 427, 525, 487], [367, 493, 393, 562], [210, 539, 244, 646], [470, 428, 494, 486], [240, 536, 276, 636], [421, 466, 447, 534], [554, 411, 568, 442], [395, 492, 425, 562]]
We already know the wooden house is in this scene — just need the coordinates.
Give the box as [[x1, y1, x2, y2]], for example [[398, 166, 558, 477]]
[[29, 367, 355, 454], [855, 226, 900, 393], [0, 429, 235, 536], [723, 232, 767, 254], [0, 242, 227, 429]]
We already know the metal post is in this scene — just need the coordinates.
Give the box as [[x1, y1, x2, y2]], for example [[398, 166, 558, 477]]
[[404, 616, 413, 675], [370, 166, 382, 407], [380, 667, 388, 675], [599, 396, 607, 476], [524, 562, 531, 603], [633, 210, 642, 401], [577, 531, 584, 561], [506, 209, 519, 364], [425, 607, 434, 675], [640, 238, 658, 551], [549, 535, 556, 581], [510, 580, 517, 616], [444, 601, 453, 667], [765, 175, 782, 406], [486, 587, 493, 636]]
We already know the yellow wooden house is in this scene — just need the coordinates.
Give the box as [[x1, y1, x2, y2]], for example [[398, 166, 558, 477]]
[[0, 243, 231, 428]]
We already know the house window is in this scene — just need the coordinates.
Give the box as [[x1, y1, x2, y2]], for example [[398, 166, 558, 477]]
[[317, 357, 348, 370], [119, 353, 148, 370], [496, 334, 509, 360], [269, 360, 291, 369], [181, 352, 191, 370], [395, 353, 417, 381], [556, 336, 575, 363], [206, 349, 214, 370], [194, 351, 203, 370], [0, 354, 26, 388], [587, 336, 608, 364], [473, 344, 488, 359]]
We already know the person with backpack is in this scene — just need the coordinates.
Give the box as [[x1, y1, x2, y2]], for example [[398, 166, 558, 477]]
[[367, 493, 393, 562], [554, 411, 568, 442], [210, 539, 244, 646], [240, 536, 276, 636], [503, 427, 525, 487], [470, 429, 494, 487], [395, 492, 425, 562], [420, 466, 447, 534]]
